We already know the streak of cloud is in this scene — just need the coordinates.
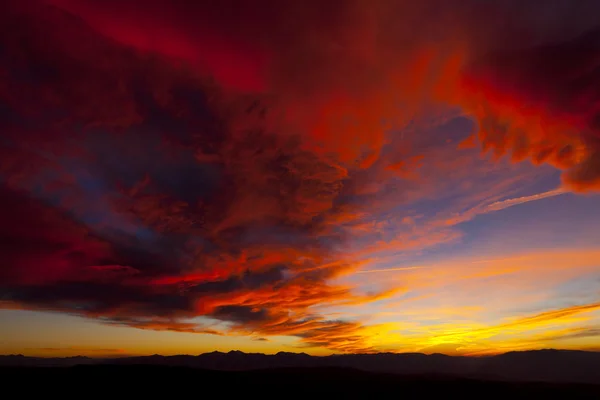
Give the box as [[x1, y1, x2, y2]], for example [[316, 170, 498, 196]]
[[444, 187, 567, 226], [405, 302, 600, 355], [355, 267, 427, 274], [486, 188, 567, 212]]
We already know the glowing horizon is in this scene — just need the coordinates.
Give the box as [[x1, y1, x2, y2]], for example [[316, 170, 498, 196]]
[[1, 0, 599, 358]]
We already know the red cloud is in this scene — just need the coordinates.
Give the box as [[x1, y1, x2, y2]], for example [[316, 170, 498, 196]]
[[2, 0, 599, 355], [0, 186, 112, 285], [459, 28, 600, 191], [47, 0, 272, 92], [0, 0, 392, 353]]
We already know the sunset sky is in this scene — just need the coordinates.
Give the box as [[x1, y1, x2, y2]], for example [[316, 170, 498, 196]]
[[1, 0, 600, 358]]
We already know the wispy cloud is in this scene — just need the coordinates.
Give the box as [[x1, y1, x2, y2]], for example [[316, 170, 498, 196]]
[[445, 187, 568, 226], [355, 266, 428, 274], [401, 302, 600, 355], [486, 188, 567, 212]]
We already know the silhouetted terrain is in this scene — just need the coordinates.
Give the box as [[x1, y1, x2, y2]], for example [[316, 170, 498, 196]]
[[1, 365, 599, 398], [2, 349, 600, 386]]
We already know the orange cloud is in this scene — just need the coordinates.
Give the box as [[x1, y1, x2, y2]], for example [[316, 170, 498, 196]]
[[382, 302, 600, 356], [2, 0, 599, 356]]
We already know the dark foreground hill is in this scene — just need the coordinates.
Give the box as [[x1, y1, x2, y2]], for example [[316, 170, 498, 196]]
[[1, 365, 599, 399], [2, 349, 600, 385]]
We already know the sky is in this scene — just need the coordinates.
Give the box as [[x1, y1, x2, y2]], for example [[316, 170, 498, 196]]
[[1, 0, 600, 358]]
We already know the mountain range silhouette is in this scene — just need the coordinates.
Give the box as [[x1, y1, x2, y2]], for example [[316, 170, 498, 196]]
[[2, 349, 599, 384]]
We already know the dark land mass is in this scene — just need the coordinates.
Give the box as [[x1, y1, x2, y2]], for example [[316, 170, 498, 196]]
[[1, 364, 599, 398], [2, 349, 600, 396]]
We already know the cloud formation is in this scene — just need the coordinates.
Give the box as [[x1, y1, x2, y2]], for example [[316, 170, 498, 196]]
[[1, 0, 599, 353], [462, 26, 600, 191]]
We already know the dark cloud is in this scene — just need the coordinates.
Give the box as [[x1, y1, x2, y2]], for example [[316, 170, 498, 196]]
[[0, 185, 111, 285], [545, 328, 600, 342], [461, 25, 600, 188], [1, 0, 599, 354], [191, 266, 287, 294], [212, 305, 270, 324]]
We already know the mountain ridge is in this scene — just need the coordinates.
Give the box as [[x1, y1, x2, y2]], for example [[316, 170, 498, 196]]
[[2, 349, 599, 384]]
